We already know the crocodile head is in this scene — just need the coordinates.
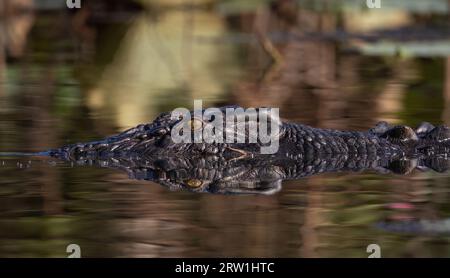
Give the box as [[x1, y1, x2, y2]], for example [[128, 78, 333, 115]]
[[50, 105, 450, 163], [51, 106, 283, 160]]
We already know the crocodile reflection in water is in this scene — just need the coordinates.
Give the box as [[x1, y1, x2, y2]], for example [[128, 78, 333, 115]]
[[67, 153, 450, 195]]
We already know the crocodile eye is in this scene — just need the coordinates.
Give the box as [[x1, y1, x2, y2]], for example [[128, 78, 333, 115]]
[[185, 179, 203, 188], [188, 118, 203, 131]]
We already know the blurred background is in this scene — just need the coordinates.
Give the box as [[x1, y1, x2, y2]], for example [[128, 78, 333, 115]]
[[1, 0, 450, 257]]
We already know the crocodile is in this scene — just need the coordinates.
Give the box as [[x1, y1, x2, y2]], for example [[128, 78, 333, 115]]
[[25, 106, 446, 194], [2, 106, 449, 194], [47, 106, 450, 161]]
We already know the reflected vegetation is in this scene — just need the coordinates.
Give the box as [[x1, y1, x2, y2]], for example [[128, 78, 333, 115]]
[[1, 0, 450, 257]]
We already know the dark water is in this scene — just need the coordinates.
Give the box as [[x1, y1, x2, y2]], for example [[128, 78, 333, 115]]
[[1, 0, 450, 257]]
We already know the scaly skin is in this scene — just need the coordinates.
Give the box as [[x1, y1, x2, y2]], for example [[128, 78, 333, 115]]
[[40, 106, 450, 194], [48, 106, 450, 161]]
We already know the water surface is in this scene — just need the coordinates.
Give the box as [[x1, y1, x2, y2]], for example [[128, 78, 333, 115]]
[[1, 0, 450, 257]]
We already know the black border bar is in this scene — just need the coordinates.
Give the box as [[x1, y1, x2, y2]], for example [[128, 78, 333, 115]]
[[0, 258, 448, 276]]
